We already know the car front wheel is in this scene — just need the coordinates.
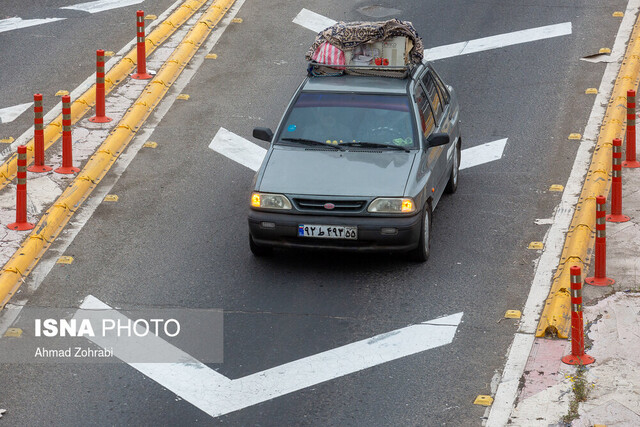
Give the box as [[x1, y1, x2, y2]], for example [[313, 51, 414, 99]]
[[410, 202, 432, 262], [445, 139, 461, 194]]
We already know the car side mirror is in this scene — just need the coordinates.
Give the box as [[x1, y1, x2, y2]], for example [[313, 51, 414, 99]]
[[426, 133, 450, 148], [253, 127, 274, 142]]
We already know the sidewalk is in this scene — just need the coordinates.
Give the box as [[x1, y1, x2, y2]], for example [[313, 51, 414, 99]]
[[508, 164, 640, 425]]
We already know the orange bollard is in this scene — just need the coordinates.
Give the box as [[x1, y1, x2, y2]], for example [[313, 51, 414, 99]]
[[27, 94, 52, 173], [586, 196, 615, 286], [562, 266, 595, 365], [54, 95, 80, 175], [607, 138, 630, 223], [132, 10, 152, 80], [623, 89, 640, 168], [89, 49, 112, 123], [8, 146, 35, 231]]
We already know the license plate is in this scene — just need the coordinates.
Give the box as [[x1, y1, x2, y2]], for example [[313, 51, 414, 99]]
[[298, 224, 357, 240]]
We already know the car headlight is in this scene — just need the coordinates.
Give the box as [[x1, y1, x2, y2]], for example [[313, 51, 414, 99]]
[[251, 192, 292, 210], [368, 198, 416, 213]]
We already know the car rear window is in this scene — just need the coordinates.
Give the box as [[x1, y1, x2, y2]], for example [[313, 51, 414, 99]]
[[278, 93, 416, 149]]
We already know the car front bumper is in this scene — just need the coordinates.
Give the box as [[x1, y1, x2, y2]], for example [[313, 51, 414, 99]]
[[248, 210, 422, 252]]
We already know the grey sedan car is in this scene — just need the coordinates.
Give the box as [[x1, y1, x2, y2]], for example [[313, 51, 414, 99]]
[[248, 62, 461, 261]]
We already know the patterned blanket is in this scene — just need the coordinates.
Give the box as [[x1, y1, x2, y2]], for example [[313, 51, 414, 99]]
[[305, 19, 424, 64]]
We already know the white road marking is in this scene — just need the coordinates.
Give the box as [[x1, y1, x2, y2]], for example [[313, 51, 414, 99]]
[[0, 102, 32, 124], [424, 22, 572, 62], [208, 127, 266, 171], [61, 0, 144, 14], [459, 138, 507, 170], [209, 128, 506, 172], [486, 0, 640, 425], [293, 8, 337, 33], [0, 17, 66, 34], [79, 295, 462, 418]]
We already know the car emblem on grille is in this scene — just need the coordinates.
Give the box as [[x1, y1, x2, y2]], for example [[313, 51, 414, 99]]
[[324, 203, 335, 210]]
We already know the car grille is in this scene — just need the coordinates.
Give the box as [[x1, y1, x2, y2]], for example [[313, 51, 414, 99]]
[[293, 198, 367, 212]]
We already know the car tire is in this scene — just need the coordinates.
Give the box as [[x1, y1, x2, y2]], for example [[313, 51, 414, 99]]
[[411, 202, 432, 262], [249, 234, 272, 257], [445, 139, 461, 194]]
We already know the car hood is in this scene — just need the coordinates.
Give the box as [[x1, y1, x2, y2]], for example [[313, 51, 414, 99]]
[[258, 146, 416, 197]]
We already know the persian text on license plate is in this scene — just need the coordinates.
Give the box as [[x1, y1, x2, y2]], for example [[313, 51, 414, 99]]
[[298, 224, 357, 240]]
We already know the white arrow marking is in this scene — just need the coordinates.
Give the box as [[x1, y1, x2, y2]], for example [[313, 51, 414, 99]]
[[460, 138, 507, 170], [293, 8, 337, 33], [209, 127, 266, 171], [0, 103, 32, 124], [424, 23, 572, 61], [61, 0, 145, 14], [0, 17, 66, 34], [79, 295, 462, 418], [292, 9, 571, 62], [210, 128, 506, 172]]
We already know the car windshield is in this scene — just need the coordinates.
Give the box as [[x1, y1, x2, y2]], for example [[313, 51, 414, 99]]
[[277, 92, 416, 149]]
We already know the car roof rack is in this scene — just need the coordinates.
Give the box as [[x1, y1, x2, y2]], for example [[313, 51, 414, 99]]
[[307, 61, 414, 79]]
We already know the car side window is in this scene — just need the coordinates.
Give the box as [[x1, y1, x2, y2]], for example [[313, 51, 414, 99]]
[[421, 72, 443, 123], [430, 69, 450, 105], [414, 84, 436, 139]]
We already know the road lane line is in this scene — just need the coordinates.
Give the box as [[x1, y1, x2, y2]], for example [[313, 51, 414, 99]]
[[424, 22, 572, 61], [0, 103, 32, 124], [209, 128, 505, 172], [0, 17, 66, 34], [208, 127, 266, 171], [459, 138, 507, 170], [293, 9, 337, 33], [61, 0, 145, 14], [487, 0, 640, 424], [79, 294, 462, 419]]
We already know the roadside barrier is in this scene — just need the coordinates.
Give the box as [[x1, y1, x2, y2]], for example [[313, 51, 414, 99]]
[[132, 10, 153, 80], [562, 266, 595, 365], [607, 138, 630, 223], [89, 49, 112, 123], [7, 146, 34, 231], [586, 196, 615, 286], [54, 96, 79, 175], [0, 0, 208, 192], [27, 94, 51, 173], [624, 89, 640, 168]]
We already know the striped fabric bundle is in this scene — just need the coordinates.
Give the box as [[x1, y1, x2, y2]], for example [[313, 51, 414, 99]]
[[311, 42, 345, 68]]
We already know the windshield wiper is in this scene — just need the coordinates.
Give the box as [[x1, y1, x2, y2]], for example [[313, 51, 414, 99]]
[[280, 138, 344, 150], [340, 141, 411, 153]]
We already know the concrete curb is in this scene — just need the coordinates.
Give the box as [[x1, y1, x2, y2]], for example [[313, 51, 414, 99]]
[[0, 0, 208, 192], [0, 0, 238, 308], [536, 13, 640, 337]]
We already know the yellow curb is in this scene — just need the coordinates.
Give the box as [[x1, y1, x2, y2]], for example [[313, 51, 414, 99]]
[[0, 0, 238, 308], [536, 17, 640, 338], [0, 0, 208, 193]]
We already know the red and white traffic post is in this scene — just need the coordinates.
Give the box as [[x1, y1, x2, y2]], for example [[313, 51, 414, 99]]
[[132, 10, 152, 79], [562, 266, 595, 365], [586, 196, 615, 286], [27, 93, 52, 173], [8, 145, 35, 231], [607, 138, 630, 223], [89, 49, 112, 123], [623, 89, 640, 168], [54, 95, 80, 175]]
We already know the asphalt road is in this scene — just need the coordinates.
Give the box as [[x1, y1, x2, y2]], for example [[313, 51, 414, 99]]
[[0, 0, 627, 425]]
